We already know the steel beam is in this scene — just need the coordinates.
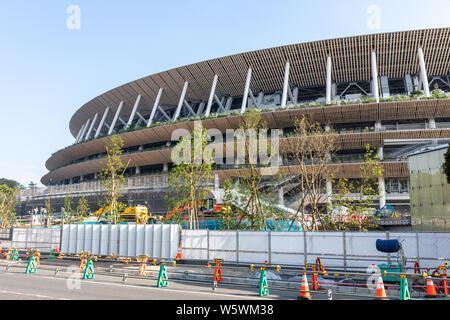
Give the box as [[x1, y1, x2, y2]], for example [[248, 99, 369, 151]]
[[147, 88, 163, 127], [125, 94, 141, 129], [108, 101, 123, 135], [281, 61, 290, 107], [84, 113, 98, 140], [326, 56, 332, 104], [371, 51, 379, 102], [241, 68, 252, 114], [205, 75, 218, 117], [172, 81, 189, 121], [79, 118, 90, 142], [95, 107, 110, 138], [418, 47, 431, 97]]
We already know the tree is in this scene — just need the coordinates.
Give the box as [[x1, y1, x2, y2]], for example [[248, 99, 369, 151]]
[[44, 199, 53, 228], [0, 178, 19, 189], [0, 184, 17, 227], [442, 145, 450, 184], [167, 122, 213, 229], [75, 195, 90, 222], [329, 144, 383, 231], [28, 181, 38, 190], [98, 135, 128, 224], [281, 116, 336, 231], [231, 110, 281, 231], [63, 188, 74, 224]]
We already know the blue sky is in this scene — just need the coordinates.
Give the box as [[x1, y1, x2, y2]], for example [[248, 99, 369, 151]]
[[0, 0, 449, 187]]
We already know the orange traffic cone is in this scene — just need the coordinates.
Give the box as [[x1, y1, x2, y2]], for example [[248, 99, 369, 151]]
[[425, 275, 438, 298], [176, 245, 182, 260], [376, 273, 388, 300], [297, 269, 311, 300]]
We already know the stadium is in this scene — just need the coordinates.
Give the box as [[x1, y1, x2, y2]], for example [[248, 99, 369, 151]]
[[17, 28, 450, 223]]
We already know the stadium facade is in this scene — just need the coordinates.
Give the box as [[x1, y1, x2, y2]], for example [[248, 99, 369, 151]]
[[17, 28, 450, 219]]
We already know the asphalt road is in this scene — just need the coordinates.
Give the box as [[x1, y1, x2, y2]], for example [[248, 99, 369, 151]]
[[0, 260, 366, 300]]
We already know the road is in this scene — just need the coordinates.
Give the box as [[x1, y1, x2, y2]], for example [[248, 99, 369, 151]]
[[0, 260, 366, 300]]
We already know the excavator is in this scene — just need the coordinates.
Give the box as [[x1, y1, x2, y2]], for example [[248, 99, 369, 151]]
[[90, 205, 155, 224]]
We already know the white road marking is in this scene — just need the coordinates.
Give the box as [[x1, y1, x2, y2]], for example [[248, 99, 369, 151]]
[[0, 290, 70, 300], [0, 271, 271, 300]]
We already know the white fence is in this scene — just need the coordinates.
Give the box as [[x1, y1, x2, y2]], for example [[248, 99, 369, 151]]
[[60, 224, 180, 259], [181, 230, 450, 269], [0, 228, 60, 253]]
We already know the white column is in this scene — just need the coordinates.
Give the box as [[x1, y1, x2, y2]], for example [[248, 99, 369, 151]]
[[375, 121, 382, 131], [377, 146, 384, 161], [75, 123, 86, 143], [428, 118, 436, 129], [108, 101, 124, 135], [163, 163, 168, 172], [125, 94, 142, 129], [241, 68, 252, 114], [135, 166, 140, 175], [147, 88, 163, 127], [292, 87, 299, 105], [326, 56, 332, 104], [257, 91, 264, 106], [371, 51, 379, 103], [205, 75, 218, 117], [325, 124, 331, 132], [378, 176, 386, 209], [84, 113, 98, 140], [418, 47, 430, 97], [79, 118, 90, 141], [278, 187, 284, 206], [95, 107, 110, 138], [172, 81, 189, 121], [326, 179, 332, 204], [281, 61, 290, 107]]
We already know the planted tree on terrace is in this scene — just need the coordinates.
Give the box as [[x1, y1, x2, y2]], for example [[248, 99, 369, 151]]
[[63, 188, 74, 224], [98, 135, 129, 224], [75, 195, 90, 222], [0, 184, 17, 228], [281, 116, 336, 231], [167, 122, 213, 229], [231, 110, 281, 231]]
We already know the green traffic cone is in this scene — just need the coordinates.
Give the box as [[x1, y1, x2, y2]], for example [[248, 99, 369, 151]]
[[157, 264, 169, 287], [259, 269, 269, 297], [25, 256, 37, 274], [82, 259, 95, 279]]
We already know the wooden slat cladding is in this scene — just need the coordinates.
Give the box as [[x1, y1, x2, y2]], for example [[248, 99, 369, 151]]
[[70, 28, 450, 135]]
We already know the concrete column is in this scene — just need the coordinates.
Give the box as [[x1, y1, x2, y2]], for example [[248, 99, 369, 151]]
[[138, 145, 144, 151], [375, 121, 382, 131], [108, 101, 124, 135], [428, 118, 436, 129], [214, 173, 219, 190], [377, 146, 384, 161], [418, 47, 431, 97], [326, 179, 332, 204], [371, 51, 379, 103], [95, 107, 110, 138], [205, 75, 218, 117], [326, 56, 332, 104], [278, 187, 284, 206], [241, 68, 252, 114], [257, 91, 264, 106], [378, 176, 386, 209], [292, 87, 299, 105], [325, 123, 331, 132], [281, 61, 290, 107], [163, 163, 168, 172], [135, 166, 140, 175], [173, 81, 189, 121]]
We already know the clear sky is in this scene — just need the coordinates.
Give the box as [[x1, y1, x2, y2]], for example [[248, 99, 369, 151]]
[[0, 0, 449, 187]]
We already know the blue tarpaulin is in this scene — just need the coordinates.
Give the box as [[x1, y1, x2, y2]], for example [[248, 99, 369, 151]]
[[376, 239, 400, 253]]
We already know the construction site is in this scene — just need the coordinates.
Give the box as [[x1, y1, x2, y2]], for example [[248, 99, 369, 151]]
[[0, 224, 448, 300]]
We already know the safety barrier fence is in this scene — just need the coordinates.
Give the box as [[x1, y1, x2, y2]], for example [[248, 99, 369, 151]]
[[181, 230, 450, 270], [0, 228, 60, 253]]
